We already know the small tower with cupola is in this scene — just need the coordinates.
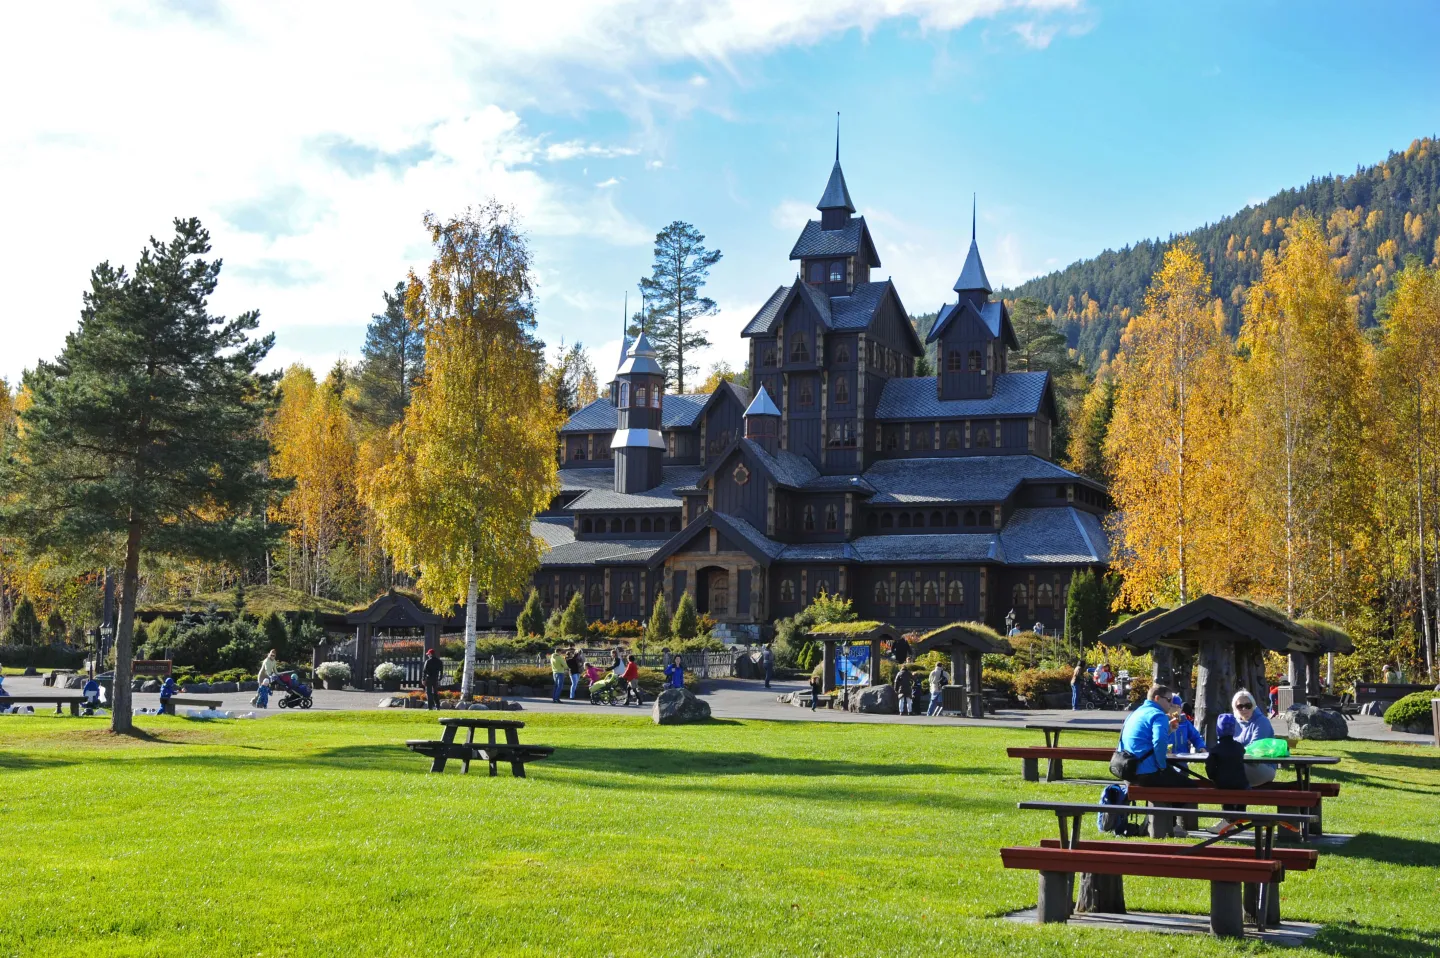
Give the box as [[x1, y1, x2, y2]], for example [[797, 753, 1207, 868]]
[[611, 332, 666, 493], [926, 200, 1016, 401], [743, 386, 782, 456]]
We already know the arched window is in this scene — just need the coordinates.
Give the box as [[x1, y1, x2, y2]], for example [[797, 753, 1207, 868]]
[[947, 349, 962, 371], [581, 518, 593, 533], [1037, 583, 1054, 607], [945, 511, 958, 527], [836, 343, 850, 363], [780, 579, 795, 602], [930, 511, 944, 527], [803, 505, 816, 531], [874, 581, 889, 604], [763, 346, 777, 367], [808, 261, 825, 283], [589, 583, 603, 604], [619, 382, 630, 406], [975, 428, 991, 448], [1012, 583, 1028, 608], [881, 513, 894, 529], [963, 510, 976, 526], [635, 386, 647, 406], [886, 429, 900, 451], [791, 333, 810, 362], [899, 580, 915, 603], [912, 512, 925, 528], [829, 260, 845, 282], [834, 377, 849, 405], [640, 517, 652, 532], [979, 509, 992, 526], [624, 517, 636, 533], [620, 580, 634, 602], [798, 380, 814, 406], [573, 446, 586, 460], [945, 429, 960, 450], [914, 428, 931, 450], [814, 579, 831, 597], [968, 349, 982, 371], [898, 513, 912, 529], [866, 514, 878, 531], [564, 583, 577, 601], [670, 516, 681, 532], [610, 518, 623, 533], [825, 505, 838, 530], [947, 579, 964, 605], [651, 387, 661, 409], [922, 580, 938, 603]]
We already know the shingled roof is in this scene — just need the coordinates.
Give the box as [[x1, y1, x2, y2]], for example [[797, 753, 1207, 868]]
[[567, 466, 701, 512], [788, 217, 881, 266], [560, 393, 709, 433], [874, 372, 1051, 420], [997, 507, 1109, 564], [861, 455, 1082, 504]]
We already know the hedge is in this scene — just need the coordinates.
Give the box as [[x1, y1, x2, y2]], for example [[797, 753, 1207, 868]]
[[1383, 691, 1437, 731], [1013, 667, 1073, 702], [0, 644, 86, 670], [461, 664, 697, 695]]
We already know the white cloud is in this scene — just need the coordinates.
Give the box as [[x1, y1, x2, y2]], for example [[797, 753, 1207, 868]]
[[1012, 21, 1059, 49], [770, 199, 816, 231], [545, 140, 641, 161], [596, 177, 623, 188]]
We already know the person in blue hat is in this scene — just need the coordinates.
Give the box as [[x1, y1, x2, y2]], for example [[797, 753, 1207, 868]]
[[1169, 695, 1206, 755]]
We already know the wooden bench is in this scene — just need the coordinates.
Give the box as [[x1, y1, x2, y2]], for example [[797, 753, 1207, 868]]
[[0, 694, 85, 716], [161, 696, 223, 715], [1010, 801, 1317, 937], [1007, 746, 1114, 782], [406, 717, 553, 777], [1126, 785, 1321, 839]]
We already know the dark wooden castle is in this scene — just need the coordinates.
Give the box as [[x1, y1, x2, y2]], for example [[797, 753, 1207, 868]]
[[525, 143, 1110, 639]]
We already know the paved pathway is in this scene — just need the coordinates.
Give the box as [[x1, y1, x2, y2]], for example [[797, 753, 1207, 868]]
[[1, 674, 1430, 744]]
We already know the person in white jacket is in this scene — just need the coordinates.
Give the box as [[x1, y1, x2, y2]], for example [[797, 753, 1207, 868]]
[[926, 663, 949, 716]]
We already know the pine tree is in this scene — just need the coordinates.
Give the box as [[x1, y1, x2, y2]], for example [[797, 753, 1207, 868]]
[[350, 282, 425, 434], [1064, 570, 1110, 648], [1066, 372, 1116, 482], [646, 591, 672, 644], [516, 588, 545, 637], [637, 221, 722, 393], [558, 590, 588, 638], [671, 591, 699, 639], [0, 218, 281, 732], [366, 202, 562, 700], [3, 596, 41, 644]]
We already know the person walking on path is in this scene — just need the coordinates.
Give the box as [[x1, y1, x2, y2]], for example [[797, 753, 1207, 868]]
[[258, 649, 281, 686], [567, 647, 585, 700], [762, 646, 775, 689], [609, 645, 624, 675], [1230, 689, 1277, 787], [1118, 684, 1195, 791], [664, 654, 685, 689], [926, 662, 949, 716], [421, 648, 443, 711], [549, 648, 568, 703], [808, 670, 822, 711], [621, 654, 644, 706], [893, 661, 915, 716], [1070, 660, 1084, 710]]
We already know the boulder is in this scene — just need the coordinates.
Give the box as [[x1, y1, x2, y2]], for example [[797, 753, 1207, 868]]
[[23, 666, 38, 676], [1392, 718, 1434, 735], [1285, 704, 1349, 741], [848, 684, 899, 714], [1359, 700, 1395, 717], [377, 696, 407, 708], [240, 680, 259, 692], [210, 681, 239, 693], [181, 683, 212, 694], [61, 674, 87, 689], [141, 679, 161, 693], [132, 678, 146, 691], [652, 688, 712, 725], [732, 649, 764, 680]]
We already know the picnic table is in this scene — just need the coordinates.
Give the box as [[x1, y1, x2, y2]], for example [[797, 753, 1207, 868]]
[[405, 717, 553, 778], [0, 693, 86, 716], [1168, 752, 1340, 790], [1008, 723, 1124, 782], [1004, 800, 1317, 936], [1025, 722, 1125, 747]]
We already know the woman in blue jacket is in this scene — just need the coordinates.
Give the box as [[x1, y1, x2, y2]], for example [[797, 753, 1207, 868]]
[[663, 655, 685, 690]]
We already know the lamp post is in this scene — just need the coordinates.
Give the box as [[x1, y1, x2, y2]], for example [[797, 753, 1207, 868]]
[[1005, 609, 1016, 636]]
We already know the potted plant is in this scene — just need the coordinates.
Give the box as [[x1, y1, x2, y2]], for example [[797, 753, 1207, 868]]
[[374, 661, 405, 693], [315, 661, 352, 691]]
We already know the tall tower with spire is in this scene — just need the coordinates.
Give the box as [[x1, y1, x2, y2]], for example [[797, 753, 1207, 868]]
[[610, 332, 666, 493], [925, 195, 1016, 401], [788, 116, 881, 297]]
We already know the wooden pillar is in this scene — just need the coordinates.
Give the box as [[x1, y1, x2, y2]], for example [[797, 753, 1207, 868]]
[[821, 641, 836, 693], [968, 650, 984, 718], [869, 637, 881, 686], [1151, 646, 1175, 689], [1195, 638, 1233, 747], [423, 624, 438, 655], [949, 641, 964, 695], [1305, 653, 1322, 702], [1288, 650, 1310, 702], [1172, 650, 1194, 703], [1077, 873, 1126, 915], [357, 624, 373, 691]]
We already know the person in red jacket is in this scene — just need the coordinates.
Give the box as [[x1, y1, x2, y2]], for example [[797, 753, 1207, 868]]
[[621, 654, 644, 706]]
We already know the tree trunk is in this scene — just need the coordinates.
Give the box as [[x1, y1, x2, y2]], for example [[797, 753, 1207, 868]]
[[1077, 873, 1126, 914], [111, 518, 142, 734], [1196, 638, 1232, 747], [1152, 646, 1174, 689], [460, 574, 479, 700]]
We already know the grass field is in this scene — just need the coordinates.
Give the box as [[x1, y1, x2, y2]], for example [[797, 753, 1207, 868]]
[[2, 712, 1437, 957]]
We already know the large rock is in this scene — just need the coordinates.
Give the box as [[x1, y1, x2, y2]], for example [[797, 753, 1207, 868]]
[[732, 649, 764, 680], [848, 684, 898, 714], [210, 681, 239, 693], [61, 674, 86, 689], [141, 679, 161, 693], [1286, 704, 1349, 741], [512, 685, 534, 697], [652, 688, 712, 724], [239, 680, 259, 692]]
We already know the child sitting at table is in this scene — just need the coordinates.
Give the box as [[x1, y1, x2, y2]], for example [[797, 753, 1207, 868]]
[[1169, 696, 1206, 754]]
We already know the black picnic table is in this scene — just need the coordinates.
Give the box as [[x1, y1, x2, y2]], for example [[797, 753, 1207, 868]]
[[0, 693, 87, 716], [1025, 721, 1124, 747], [405, 717, 553, 777], [1168, 751, 1341, 789]]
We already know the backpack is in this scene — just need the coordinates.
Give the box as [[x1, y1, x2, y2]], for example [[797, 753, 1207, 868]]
[[1096, 783, 1137, 836]]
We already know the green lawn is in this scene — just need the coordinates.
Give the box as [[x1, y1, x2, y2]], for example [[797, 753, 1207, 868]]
[[2, 713, 1437, 958]]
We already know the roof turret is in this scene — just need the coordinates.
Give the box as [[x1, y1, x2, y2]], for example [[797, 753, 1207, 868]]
[[952, 196, 991, 293], [744, 385, 781, 418], [817, 119, 855, 214], [617, 331, 663, 376]]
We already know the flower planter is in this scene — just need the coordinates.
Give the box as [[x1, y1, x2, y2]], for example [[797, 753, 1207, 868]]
[[324, 679, 346, 691], [380, 678, 402, 693]]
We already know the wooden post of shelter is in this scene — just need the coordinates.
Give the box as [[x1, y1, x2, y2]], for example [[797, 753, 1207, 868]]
[[909, 622, 1013, 720]]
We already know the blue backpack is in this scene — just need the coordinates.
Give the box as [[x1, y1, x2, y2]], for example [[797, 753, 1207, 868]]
[[1096, 783, 1136, 836]]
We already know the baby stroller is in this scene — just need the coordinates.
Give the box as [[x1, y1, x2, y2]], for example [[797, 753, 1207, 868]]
[[272, 671, 314, 709], [589, 671, 623, 706]]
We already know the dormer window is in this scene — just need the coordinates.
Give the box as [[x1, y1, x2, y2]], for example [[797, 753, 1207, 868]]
[[790, 333, 810, 362], [808, 261, 825, 283], [829, 260, 845, 282]]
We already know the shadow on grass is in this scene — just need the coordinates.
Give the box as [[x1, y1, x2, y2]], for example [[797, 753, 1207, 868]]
[[1311, 922, 1440, 958], [0, 753, 77, 773], [1327, 832, 1440, 868], [547, 744, 968, 779], [1315, 766, 1437, 795], [1341, 750, 1440, 773]]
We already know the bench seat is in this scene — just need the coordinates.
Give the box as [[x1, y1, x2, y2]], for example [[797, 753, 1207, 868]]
[[405, 739, 553, 778], [1037, 838, 1317, 870], [1303, 782, 1340, 797], [163, 697, 223, 715], [1126, 785, 1319, 808], [1006, 746, 1113, 782]]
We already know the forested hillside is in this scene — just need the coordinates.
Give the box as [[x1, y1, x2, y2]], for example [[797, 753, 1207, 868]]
[[1005, 137, 1440, 365]]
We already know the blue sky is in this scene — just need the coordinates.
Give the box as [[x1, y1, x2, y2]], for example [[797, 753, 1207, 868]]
[[3, 0, 1438, 384]]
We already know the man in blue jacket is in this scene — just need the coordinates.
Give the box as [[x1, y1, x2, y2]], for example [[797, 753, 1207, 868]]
[[1118, 684, 1196, 788]]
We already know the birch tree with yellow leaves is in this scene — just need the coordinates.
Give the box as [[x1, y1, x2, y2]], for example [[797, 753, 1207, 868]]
[[1105, 241, 1239, 607], [367, 203, 561, 698], [1233, 215, 1369, 620]]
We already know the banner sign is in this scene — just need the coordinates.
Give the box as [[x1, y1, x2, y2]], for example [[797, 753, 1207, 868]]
[[834, 645, 871, 687]]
